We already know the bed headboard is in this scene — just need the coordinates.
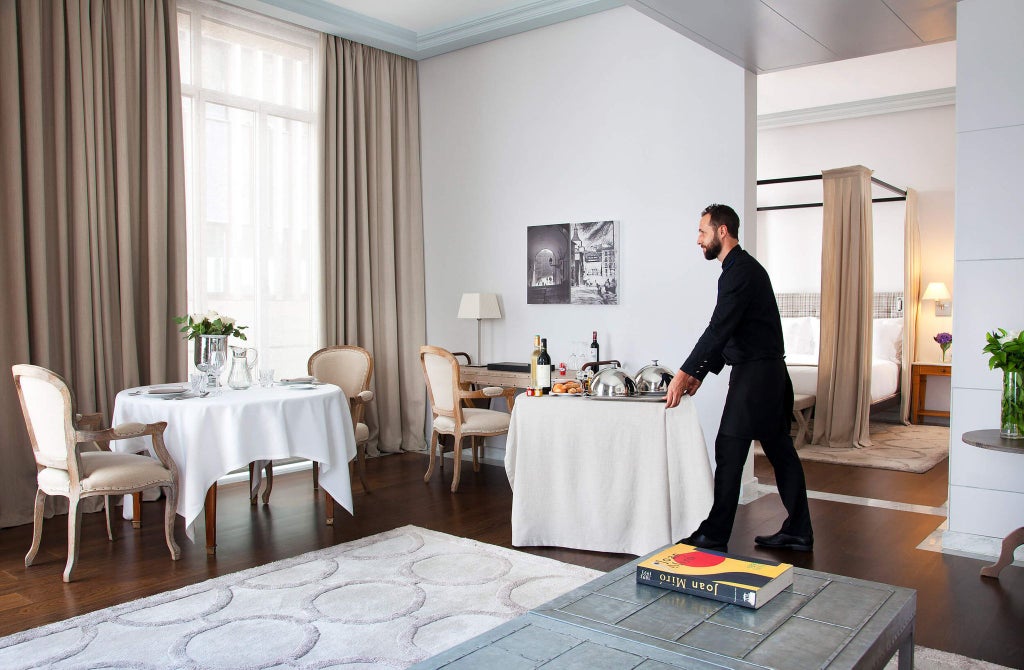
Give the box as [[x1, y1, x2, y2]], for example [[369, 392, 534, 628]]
[[775, 292, 904, 319]]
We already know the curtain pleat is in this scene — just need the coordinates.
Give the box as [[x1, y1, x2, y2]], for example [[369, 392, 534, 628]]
[[321, 36, 427, 454], [0, 0, 187, 528], [900, 189, 921, 424], [813, 165, 874, 449]]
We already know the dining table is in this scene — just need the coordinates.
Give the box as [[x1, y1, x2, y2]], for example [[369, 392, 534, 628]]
[[111, 383, 356, 554], [505, 394, 714, 556]]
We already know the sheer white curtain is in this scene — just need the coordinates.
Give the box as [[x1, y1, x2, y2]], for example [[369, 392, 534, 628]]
[[177, 0, 321, 378]]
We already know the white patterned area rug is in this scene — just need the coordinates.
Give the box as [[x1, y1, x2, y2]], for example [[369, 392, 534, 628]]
[[0, 526, 599, 669]]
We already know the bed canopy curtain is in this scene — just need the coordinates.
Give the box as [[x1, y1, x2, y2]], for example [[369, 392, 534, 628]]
[[320, 36, 427, 455], [901, 189, 922, 424], [813, 166, 874, 449], [0, 0, 187, 528]]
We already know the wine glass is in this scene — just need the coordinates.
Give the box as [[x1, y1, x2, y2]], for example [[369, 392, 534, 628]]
[[207, 350, 226, 389]]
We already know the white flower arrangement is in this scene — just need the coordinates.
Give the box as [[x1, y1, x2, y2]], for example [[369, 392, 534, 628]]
[[175, 310, 248, 340]]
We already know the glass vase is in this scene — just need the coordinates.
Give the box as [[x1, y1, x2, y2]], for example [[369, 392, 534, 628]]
[[1000, 370, 1024, 439]]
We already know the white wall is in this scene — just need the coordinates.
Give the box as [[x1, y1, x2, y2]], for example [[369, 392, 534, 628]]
[[948, 0, 1024, 539], [419, 6, 748, 454]]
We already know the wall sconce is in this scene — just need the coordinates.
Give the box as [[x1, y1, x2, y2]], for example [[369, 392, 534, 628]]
[[457, 293, 502, 364], [922, 282, 952, 317]]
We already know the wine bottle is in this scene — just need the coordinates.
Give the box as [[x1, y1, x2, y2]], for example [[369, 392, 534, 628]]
[[537, 338, 552, 393], [589, 331, 600, 364], [530, 334, 541, 388]]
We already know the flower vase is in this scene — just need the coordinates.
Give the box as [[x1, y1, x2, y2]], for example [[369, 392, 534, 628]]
[[195, 334, 228, 386], [941, 346, 951, 363], [1000, 370, 1024, 439]]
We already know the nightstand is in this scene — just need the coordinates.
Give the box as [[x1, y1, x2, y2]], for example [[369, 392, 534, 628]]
[[911, 362, 951, 424]]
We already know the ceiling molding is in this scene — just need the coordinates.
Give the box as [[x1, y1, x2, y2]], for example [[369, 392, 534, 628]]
[[230, 0, 624, 60], [417, 0, 624, 58], [758, 87, 956, 130]]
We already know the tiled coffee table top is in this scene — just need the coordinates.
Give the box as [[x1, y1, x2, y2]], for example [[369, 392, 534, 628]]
[[413, 552, 916, 670]]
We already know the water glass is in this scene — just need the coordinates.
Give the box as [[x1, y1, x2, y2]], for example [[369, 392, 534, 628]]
[[189, 373, 208, 396], [259, 368, 275, 388]]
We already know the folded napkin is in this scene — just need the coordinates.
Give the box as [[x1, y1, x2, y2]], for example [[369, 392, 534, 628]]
[[147, 384, 189, 394], [280, 376, 316, 384]]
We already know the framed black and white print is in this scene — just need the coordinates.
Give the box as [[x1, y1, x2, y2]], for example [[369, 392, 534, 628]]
[[527, 221, 618, 305]]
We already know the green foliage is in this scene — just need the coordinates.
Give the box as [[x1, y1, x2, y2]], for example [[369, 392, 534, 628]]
[[174, 313, 248, 341], [983, 328, 1024, 373]]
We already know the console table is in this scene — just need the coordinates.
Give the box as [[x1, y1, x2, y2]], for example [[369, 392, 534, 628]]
[[413, 549, 916, 670], [962, 429, 1024, 579]]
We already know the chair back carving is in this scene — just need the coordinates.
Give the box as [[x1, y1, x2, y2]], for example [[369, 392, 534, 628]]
[[420, 346, 462, 421], [12, 364, 77, 472], [308, 345, 373, 424]]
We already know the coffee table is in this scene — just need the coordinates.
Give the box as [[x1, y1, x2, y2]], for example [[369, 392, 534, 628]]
[[413, 551, 915, 669]]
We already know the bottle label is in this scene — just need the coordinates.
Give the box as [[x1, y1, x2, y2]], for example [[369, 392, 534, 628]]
[[588, 349, 599, 362], [537, 365, 551, 389]]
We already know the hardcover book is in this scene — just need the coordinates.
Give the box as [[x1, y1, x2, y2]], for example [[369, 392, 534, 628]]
[[636, 543, 793, 609]]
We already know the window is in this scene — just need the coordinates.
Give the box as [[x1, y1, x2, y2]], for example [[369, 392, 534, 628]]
[[178, 0, 320, 377]]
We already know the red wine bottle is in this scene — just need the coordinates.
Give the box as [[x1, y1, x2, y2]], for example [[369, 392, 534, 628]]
[[537, 338, 552, 393], [589, 331, 600, 364]]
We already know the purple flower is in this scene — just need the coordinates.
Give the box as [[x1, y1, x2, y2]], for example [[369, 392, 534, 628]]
[[934, 332, 952, 346]]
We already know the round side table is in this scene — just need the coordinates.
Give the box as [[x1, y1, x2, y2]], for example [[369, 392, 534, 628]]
[[962, 429, 1024, 579]]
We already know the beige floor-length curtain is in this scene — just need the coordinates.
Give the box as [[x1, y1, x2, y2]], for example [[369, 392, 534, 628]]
[[0, 0, 187, 528], [900, 189, 921, 424], [813, 165, 874, 449], [321, 36, 427, 454]]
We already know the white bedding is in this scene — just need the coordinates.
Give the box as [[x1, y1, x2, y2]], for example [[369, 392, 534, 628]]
[[787, 357, 899, 403], [781, 316, 903, 403]]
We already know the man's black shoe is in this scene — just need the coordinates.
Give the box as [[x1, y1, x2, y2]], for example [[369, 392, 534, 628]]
[[678, 532, 727, 552], [754, 532, 813, 552]]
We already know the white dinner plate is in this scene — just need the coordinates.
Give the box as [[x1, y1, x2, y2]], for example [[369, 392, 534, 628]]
[[284, 384, 317, 390], [145, 385, 190, 396], [279, 377, 317, 386]]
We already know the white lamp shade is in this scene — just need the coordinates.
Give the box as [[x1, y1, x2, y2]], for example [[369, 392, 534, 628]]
[[458, 293, 502, 319], [921, 282, 951, 301]]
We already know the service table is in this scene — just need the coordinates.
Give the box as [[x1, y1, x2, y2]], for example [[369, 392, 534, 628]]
[[112, 384, 356, 553], [505, 394, 714, 556]]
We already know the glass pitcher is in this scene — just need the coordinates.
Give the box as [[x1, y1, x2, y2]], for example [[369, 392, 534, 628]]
[[228, 346, 259, 390]]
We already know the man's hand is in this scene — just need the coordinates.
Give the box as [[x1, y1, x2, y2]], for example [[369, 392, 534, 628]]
[[664, 370, 702, 408]]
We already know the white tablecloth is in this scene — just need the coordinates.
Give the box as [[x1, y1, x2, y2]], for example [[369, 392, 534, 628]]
[[505, 395, 714, 556], [112, 385, 357, 540]]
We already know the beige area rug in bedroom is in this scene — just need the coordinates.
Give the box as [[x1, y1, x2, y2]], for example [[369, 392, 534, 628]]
[[1, 525, 1004, 669], [758, 423, 950, 473]]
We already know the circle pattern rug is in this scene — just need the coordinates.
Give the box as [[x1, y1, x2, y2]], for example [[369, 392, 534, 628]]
[[0, 526, 600, 669]]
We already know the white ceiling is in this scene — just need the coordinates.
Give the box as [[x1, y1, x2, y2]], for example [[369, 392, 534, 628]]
[[241, 0, 956, 71]]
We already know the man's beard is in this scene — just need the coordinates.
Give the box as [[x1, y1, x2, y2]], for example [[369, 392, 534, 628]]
[[703, 236, 721, 260]]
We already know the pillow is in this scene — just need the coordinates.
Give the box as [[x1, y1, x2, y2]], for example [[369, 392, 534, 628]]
[[872, 318, 904, 363], [781, 316, 819, 357]]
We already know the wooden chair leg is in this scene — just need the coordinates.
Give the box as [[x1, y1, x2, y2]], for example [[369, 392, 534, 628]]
[[472, 437, 481, 472], [132, 492, 142, 528], [424, 431, 439, 483], [25, 489, 45, 567], [312, 461, 320, 490], [451, 431, 464, 493], [249, 462, 257, 505], [63, 495, 83, 583], [356, 442, 369, 492], [104, 495, 115, 541], [163, 485, 181, 560], [262, 461, 274, 504], [325, 492, 335, 526]]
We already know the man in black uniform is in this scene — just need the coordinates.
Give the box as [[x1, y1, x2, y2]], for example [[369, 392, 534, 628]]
[[664, 204, 813, 553]]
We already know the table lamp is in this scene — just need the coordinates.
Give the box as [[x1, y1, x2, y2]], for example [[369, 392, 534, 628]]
[[922, 282, 951, 316], [458, 293, 502, 364]]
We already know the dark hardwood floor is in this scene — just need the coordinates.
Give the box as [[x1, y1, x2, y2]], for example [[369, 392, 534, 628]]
[[1, 452, 1022, 668]]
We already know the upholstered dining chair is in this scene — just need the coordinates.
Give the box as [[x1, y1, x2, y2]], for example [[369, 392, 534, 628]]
[[308, 345, 374, 493], [12, 364, 180, 582], [420, 345, 516, 492], [247, 346, 373, 524]]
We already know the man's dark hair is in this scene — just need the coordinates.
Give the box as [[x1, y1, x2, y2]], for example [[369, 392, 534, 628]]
[[701, 204, 739, 239]]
